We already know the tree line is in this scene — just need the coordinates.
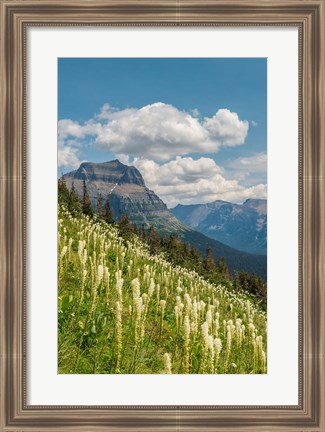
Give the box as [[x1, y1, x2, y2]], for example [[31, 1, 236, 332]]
[[58, 176, 267, 307]]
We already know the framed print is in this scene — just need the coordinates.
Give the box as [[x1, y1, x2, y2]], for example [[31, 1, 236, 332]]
[[0, 1, 324, 431]]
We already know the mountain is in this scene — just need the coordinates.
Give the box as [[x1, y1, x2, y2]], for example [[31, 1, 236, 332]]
[[63, 160, 183, 232], [62, 160, 266, 279], [172, 199, 267, 255]]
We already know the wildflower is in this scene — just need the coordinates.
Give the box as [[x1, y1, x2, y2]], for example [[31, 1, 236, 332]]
[[116, 278, 124, 303], [60, 246, 67, 259], [115, 301, 122, 373], [214, 338, 222, 371], [163, 353, 172, 374], [97, 265, 104, 286]]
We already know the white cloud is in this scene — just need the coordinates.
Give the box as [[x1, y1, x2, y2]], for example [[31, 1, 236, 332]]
[[58, 145, 81, 170], [133, 156, 267, 207], [58, 119, 102, 170], [203, 109, 249, 147], [59, 102, 249, 162], [231, 152, 267, 173], [191, 108, 200, 117], [115, 153, 130, 165], [58, 119, 102, 146]]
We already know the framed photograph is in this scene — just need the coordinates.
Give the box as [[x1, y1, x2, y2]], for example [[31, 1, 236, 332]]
[[0, 1, 324, 431]]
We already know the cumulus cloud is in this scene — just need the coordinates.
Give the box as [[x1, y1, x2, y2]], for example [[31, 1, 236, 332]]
[[58, 145, 81, 170], [231, 152, 267, 173], [58, 119, 102, 170], [191, 108, 200, 117], [133, 156, 267, 207], [57, 102, 264, 201], [58, 102, 249, 162], [203, 109, 249, 147]]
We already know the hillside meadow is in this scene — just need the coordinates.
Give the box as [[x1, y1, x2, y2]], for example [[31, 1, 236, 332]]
[[58, 205, 267, 374]]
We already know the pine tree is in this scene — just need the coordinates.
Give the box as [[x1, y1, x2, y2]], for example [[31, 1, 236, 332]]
[[104, 195, 114, 224], [191, 246, 202, 267], [69, 181, 82, 215], [58, 175, 70, 206], [203, 246, 215, 273], [97, 193, 104, 217], [118, 214, 134, 239], [82, 179, 93, 217], [167, 234, 180, 261], [148, 226, 160, 255], [216, 256, 231, 280]]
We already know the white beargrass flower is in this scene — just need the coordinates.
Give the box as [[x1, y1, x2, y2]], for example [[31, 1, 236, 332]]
[[160, 299, 166, 315], [148, 279, 155, 298], [261, 350, 267, 373], [201, 322, 209, 348], [115, 301, 123, 373], [104, 267, 110, 306], [184, 293, 192, 315], [206, 309, 213, 329], [82, 249, 87, 266], [78, 240, 85, 262], [116, 278, 124, 304], [222, 324, 232, 371], [131, 278, 141, 300], [248, 322, 256, 334], [96, 264, 104, 286], [214, 338, 222, 370], [58, 245, 68, 279], [79, 269, 87, 305], [163, 353, 172, 374], [191, 301, 198, 335], [60, 246, 67, 259], [142, 293, 148, 306], [183, 315, 191, 373]]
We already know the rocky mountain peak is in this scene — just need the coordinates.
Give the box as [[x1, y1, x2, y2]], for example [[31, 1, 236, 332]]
[[72, 159, 145, 187], [172, 198, 267, 255], [243, 198, 267, 214]]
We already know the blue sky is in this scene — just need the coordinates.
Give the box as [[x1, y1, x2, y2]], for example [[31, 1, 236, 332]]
[[58, 58, 267, 207]]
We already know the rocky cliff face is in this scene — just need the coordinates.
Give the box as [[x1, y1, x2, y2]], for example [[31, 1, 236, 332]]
[[63, 160, 183, 233], [172, 199, 267, 255]]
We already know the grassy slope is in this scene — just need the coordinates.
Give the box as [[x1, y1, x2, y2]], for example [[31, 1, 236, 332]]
[[58, 205, 267, 374]]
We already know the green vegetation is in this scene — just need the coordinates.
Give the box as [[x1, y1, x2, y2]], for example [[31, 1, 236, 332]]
[[58, 182, 267, 374]]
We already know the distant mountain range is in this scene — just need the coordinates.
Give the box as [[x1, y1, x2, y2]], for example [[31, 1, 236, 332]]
[[62, 160, 267, 279], [172, 199, 267, 255]]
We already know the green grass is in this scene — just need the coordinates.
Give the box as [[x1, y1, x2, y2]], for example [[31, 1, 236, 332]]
[[58, 205, 267, 374]]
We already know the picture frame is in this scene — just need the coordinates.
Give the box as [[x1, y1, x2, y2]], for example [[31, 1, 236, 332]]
[[0, 0, 324, 430]]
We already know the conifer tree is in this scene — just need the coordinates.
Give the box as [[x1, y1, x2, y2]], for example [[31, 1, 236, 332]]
[[148, 226, 160, 255], [82, 179, 93, 217], [69, 181, 82, 215], [204, 246, 215, 273], [216, 256, 231, 280], [97, 193, 104, 217], [58, 175, 70, 205], [104, 195, 114, 224], [140, 224, 147, 242], [191, 246, 202, 267], [118, 214, 134, 239]]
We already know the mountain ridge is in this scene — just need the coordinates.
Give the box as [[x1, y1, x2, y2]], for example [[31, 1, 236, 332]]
[[62, 160, 267, 279], [172, 198, 267, 255]]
